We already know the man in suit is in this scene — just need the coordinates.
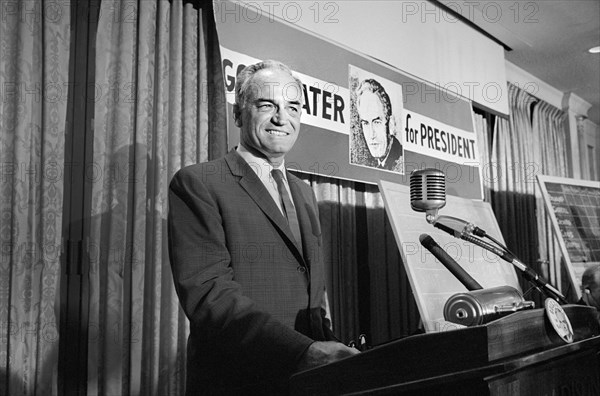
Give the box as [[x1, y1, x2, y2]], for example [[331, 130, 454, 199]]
[[168, 60, 358, 395], [355, 78, 403, 172]]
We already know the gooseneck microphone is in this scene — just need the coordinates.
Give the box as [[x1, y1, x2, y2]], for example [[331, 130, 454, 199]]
[[460, 233, 568, 304], [420, 234, 483, 291], [411, 168, 567, 304]]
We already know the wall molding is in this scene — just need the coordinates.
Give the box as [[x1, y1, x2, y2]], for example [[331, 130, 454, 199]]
[[505, 60, 564, 110]]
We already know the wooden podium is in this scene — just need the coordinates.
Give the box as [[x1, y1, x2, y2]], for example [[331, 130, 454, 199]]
[[290, 305, 600, 395]]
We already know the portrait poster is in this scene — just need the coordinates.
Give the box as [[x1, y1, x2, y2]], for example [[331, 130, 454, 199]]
[[349, 66, 404, 174]]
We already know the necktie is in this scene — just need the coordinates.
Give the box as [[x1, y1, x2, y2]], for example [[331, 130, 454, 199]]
[[271, 169, 303, 251]]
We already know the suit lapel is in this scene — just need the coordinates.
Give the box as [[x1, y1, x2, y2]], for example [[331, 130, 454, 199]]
[[288, 171, 319, 267], [225, 151, 305, 262]]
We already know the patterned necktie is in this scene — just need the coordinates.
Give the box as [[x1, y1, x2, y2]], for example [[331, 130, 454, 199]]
[[271, 169, 303, 251]]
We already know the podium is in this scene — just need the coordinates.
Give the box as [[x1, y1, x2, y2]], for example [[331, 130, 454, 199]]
[[290, 305, 600, 395]]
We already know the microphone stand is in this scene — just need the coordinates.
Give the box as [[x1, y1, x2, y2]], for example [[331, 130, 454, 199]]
[[412, 167, 567, 304], [424, 213, 568, 304], [460, 233, 568, 304]]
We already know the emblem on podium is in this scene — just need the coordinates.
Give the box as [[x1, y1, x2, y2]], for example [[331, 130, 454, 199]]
[[544, 298, 574, 343]]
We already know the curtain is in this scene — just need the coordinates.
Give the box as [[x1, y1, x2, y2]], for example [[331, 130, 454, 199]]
[[295, 173, 421, 346], [473, 110, 492, 202], [0, 2, 70, 395], [489, 83, 569, 302], [490, 84, 538, 297], [361, 183, 419, 343], [87, 1, 225, 395], [532, 101, 569, 295]]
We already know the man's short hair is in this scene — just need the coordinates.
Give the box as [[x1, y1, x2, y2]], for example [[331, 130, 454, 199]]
[[582, 265, 600, 291], [235, 60, 303, 109], [356, 78, 392, 125]]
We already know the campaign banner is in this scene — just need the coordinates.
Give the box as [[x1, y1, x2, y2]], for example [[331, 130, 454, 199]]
[[215, 0, 483, 200], [403, 111, 478, 164]]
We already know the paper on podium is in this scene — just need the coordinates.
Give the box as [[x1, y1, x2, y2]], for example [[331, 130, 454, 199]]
[[378, 180, 521, 333]]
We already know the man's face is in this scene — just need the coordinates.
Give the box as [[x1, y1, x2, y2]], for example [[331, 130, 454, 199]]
[[235, 68, 302, 164], [587, 281, 600, 310], [357, 91, 388, 158]]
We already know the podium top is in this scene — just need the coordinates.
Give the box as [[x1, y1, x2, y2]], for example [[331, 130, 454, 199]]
[[290, 305, 600, 396]]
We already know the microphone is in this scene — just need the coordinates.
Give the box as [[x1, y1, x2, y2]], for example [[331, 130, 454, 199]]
[[410, 169, 567, 303], [419, 234, 483, 291], [461, 233, 568, 303], [410, 168, 445, 222], [410, 168, 487, 238]]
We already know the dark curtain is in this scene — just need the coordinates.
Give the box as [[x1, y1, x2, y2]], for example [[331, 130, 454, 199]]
[[295, 172, 421, 346]]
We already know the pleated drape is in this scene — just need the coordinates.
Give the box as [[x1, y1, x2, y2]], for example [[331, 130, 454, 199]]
[[488, 83, 569, 301], [473, 110, 492, 202], [296, 173, 420, 346], [0, 3, 70, 395], [87, 1, 225, 395], [532, 101, 569, 294], [491, 85, 538, 291]]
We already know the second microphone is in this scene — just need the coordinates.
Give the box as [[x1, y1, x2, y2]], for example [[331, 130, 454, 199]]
[[419, 234, 483, 291]]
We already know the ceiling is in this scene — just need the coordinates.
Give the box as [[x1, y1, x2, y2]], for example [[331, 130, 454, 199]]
[[439, 0, 600, 124]]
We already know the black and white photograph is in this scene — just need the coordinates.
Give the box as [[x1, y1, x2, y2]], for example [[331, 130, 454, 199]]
[[1, 1, 599, 395]]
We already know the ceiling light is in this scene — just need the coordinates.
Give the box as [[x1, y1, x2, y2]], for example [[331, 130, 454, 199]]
[[589, 46, 600, 54]]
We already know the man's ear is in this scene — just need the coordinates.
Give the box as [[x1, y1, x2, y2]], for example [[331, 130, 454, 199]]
[[233, 104, 242, 127]]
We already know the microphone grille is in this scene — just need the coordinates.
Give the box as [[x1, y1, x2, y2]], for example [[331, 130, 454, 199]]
[[410, 168, 446, 212]]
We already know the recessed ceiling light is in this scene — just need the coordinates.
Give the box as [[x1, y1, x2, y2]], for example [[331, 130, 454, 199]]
[[589, 46, 600, 53]]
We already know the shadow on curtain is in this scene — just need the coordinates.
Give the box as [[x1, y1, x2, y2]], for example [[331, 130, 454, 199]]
[[0, 3, 70, 395], [486, 83, 569, 304], [86, 1, 225, 395]]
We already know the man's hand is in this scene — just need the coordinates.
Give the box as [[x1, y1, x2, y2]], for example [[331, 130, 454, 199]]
[[297, 341, 360, 372]]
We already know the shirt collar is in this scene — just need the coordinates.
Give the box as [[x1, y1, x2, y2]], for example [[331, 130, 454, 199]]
[[236, 144, 287, 180], [376, 136, 394, 168]]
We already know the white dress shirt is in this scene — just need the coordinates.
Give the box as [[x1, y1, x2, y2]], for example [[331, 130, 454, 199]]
[[236, 144, 293, 215]]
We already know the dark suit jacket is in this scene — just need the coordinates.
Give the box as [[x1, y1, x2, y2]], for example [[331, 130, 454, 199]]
[[377, 136, 402, 171], [168, 150, 335, 395]]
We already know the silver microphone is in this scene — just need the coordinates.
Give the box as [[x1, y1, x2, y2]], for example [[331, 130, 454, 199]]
[[410, 171, 567, 304], [409, 168, 445, 222], [409, 168, 486, 237]]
